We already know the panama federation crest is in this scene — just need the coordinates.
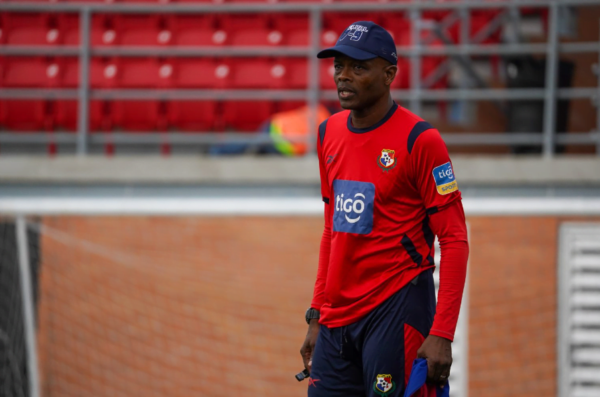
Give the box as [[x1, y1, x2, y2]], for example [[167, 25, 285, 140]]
[[373, 374, 396, 396], [377, 149, 397, 171]]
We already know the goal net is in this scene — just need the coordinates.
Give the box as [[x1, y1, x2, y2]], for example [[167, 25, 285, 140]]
[[0, 199, 468, 397]]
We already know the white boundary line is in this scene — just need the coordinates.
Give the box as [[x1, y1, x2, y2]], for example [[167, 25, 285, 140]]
[[0, 197, 598, 216]]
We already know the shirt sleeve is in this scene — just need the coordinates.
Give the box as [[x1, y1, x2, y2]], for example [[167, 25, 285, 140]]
[[428, 200, 469, 341], [409, 127, 461, 214], [311, 122, 331, 311], [410, 125, 468, 341]]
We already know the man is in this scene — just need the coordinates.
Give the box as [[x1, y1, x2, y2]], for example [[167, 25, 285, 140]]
[[300, 21, 469, 397]]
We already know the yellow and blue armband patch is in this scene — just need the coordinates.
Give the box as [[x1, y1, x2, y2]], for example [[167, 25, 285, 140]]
[[432, 162, 458, 195]]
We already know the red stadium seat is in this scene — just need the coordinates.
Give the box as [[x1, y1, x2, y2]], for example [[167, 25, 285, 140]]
[[1, 12, 81, 46], [91, 14, 116, 46], [230, 58, 278, 89], [0, 100, 47, 131], [91, 14, 171, 46], [173, 58, 224, 88], [167, 101, 217, 131], [382, 13, 410, 47], [272, 14, 309, 46], [222, 101, 274, 131], [112, 101, 160, 131], [222, 14, 270, 46], [55, 100, 78, 132], [90, 57, 170, 88], [116, 15, 166, 46], [119, 58, 163, 88], [320, 60, 336, 90], [169, 15, 219, 46], [279, 58, 307, 89], [1, 57, 55, 87], [89, 100, 113, 132], [59, 57, 79, 88], [2, 13, 51, 45], [90, 57, 119, 88], [60, 14, 80, 45]]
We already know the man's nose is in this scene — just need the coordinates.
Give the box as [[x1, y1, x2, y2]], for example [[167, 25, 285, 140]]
[[336, 66, 351, 82]]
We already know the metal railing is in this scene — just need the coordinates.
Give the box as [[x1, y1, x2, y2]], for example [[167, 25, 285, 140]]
[[0, 0, 599, 156]]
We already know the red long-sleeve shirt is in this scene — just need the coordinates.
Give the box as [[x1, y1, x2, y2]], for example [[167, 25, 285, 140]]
[[311, 103, 469, 340]]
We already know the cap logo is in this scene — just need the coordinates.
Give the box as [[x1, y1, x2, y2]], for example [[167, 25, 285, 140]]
[[339, 25, 369, 42]]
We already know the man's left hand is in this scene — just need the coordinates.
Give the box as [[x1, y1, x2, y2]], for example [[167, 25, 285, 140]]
[[416, 334, 452, 387]]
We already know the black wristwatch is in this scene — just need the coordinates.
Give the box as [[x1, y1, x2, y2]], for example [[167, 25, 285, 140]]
[[305, 307, 320, 324]]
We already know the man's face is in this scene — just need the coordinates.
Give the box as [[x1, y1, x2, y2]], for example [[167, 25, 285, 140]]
[[333, 55, 396, 111]]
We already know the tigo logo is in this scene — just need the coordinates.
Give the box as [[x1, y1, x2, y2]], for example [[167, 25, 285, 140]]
[[432, 162, 458, 195], [333, 180, 375, 234], [336, 192, 366, 224]]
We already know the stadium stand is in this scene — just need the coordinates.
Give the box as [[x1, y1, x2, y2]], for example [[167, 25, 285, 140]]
[[0, 1, 563, 156]]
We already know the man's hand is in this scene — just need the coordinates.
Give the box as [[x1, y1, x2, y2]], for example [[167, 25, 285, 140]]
[[300, 319, 320, 374], [416, 334, 452, 386]]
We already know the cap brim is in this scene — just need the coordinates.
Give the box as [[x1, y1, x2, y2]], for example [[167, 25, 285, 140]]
[[317, 45, 378, 61]]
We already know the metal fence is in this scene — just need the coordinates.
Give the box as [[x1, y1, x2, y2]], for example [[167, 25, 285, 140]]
[[0, 0, 599, 156]]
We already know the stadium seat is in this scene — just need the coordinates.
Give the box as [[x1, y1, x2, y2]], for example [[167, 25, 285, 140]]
[[319, 60, 336, 90], [91, 14, 171, 46], [90, 57, 118, 88], [89, 100, 113, 132], [59, 57, 79, 88], [89, 57, 168, 88], [60, 13, 80, 45], [222, 101, 274, 131], [167, 101, 217, 131], [55, 100, 78, 132], [0, 12, 81, 46], [382, 13, 410, 47], [112, 101, 160, 131], [1, 57, 53, 87], [91, 14, 116, 46], [222, 14, 270, 46], [169, 14, 219, 46], [0, 100, 47, 131], [279, 58, 307, 89], [173, 58, 225, 88], [391, 58, 410, 90], [119, 58, 163, 88], [2, 13, 51, 45], [116, 15, 166, 46], [230, 58, 282, 89], [272, 14, 309, 46]]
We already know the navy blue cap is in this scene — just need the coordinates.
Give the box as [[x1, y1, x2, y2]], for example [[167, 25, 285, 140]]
[[317, 21, 398, 65]]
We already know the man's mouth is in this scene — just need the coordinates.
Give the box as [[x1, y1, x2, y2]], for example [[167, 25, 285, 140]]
[[338, 90, 355, 99]]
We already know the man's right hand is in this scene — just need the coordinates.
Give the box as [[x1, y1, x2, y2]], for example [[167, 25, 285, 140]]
[[300, 319, 320, 374]]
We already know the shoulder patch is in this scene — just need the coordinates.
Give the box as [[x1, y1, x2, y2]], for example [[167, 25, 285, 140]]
[[318, 119, 329, 146], [432, 162, 458, 195], [407, 121, 434, 154]]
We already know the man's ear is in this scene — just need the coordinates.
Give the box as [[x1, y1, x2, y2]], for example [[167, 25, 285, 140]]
[[384, 65, 398, 87]]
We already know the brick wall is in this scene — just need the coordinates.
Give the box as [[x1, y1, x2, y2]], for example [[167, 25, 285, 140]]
[[35, 215, 599, 397]]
